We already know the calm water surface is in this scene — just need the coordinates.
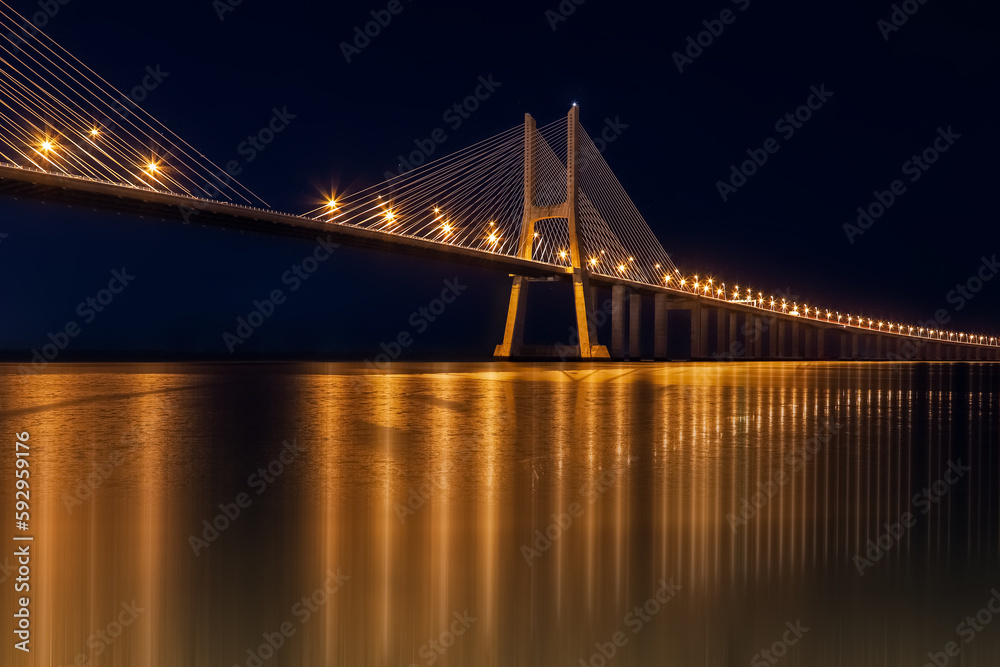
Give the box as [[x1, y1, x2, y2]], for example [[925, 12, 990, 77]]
[[1, 361, 999, 666]]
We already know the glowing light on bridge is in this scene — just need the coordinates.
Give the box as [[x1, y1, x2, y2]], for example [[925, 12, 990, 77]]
[[1, 22, 994, 353]]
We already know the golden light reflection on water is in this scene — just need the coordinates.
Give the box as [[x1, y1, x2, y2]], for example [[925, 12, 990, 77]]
[[1, 362, 999, 666]]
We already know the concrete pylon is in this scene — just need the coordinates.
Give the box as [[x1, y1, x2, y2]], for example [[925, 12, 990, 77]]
[[751, 316, 764, 358], [654, 294, 668, 360], [630, 293, 642, 360], [690, 301, 708, 359], [496, 107, 610, 359], [611, 285, 625, 360], [768, 317, 780, 358], [804, 327, 816, 358], [728, 311, 740, 359]]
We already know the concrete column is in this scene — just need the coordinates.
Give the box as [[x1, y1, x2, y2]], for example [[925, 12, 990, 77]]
[[629, 293, 642, 361], [495, 275, 529, 358], [729, 311, 740, 359], [611, 285, 625, 360], [752, 316, 764, 358], [817, 329, 827, 359], [851, 334, 861, 359], [690, 302, 707, 360], [777, 320, 787, 359], [716, 309, 727, 359], [700, 307, 709, 359], [876, 334, 885, 359], [791, 321, 801, 358], [654, 294, 668, 361], [768, 317, 780, 359], [804, 327, 816, 358]]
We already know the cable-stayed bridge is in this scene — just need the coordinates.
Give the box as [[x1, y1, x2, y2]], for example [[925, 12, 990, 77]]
[[0, 3, 996, 361]]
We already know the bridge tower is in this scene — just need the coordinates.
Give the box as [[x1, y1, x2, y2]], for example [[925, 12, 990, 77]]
[[494, 106, 611, 360]]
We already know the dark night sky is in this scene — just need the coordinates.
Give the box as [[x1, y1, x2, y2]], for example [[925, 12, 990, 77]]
[[1, 0, 998, 359]]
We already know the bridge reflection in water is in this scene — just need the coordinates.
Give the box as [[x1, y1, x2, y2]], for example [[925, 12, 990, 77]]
[[1, 361, 998, 666]]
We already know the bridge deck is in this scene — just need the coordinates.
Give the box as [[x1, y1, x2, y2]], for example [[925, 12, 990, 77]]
[[0, 163, 567, 280], [1, 163, 995, 354]]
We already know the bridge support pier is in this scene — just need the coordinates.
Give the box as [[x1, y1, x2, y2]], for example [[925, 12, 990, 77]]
[[654, 294, 668, 360], [495, 276, 530, 358], [777, 320, 787, 359], [804, 327, 816, 359], [752, 316, 765, 358], [495, 107, 610, 361], [885, 337, 896, 358], [817, 328, 827, 359], [728, 311, 740, 359], [791, 321, 801, 359], [714, 309, 725, 359], [690, 302, 707, 360], [611, 285, 625, 360], [630, 292, 642, 360], [767, 317, 780, 359], [851, 334, 861, 360]]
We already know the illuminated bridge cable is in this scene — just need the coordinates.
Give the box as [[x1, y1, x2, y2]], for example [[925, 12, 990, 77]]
[[0, 0, 267, 206], [304, 116, 679, 274], [0, 18, 993, 348]]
